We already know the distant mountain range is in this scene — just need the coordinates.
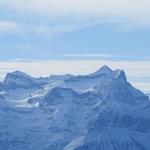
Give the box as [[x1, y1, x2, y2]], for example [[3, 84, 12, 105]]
[[0, 65, 150, 150]]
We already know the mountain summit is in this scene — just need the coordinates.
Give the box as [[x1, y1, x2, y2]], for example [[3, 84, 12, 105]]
[[90, 65, 113, 76], [91, 65, 127, 81]]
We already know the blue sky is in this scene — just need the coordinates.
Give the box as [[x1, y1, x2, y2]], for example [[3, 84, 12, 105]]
[[0, 22, 150, 60], [0, 0, 150, 60], [0, 0, 149, 92]]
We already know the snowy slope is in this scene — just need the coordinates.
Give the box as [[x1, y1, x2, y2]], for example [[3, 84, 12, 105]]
[[0, 66, 150, 150]]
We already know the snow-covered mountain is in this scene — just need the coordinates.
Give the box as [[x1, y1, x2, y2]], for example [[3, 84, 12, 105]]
[[0, 66, 150, 150]]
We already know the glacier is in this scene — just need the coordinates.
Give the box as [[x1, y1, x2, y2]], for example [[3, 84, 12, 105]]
[[0, 65, 150, 150]]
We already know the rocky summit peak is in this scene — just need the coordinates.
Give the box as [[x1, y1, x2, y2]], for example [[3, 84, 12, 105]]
[[90, 65, 113, 76]]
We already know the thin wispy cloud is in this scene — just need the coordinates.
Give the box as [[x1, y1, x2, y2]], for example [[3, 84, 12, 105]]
[[63, 54, 111, 58], [63, 54, 150, 61], [0, 20, 17, 32], [0, 21, 94, 38], [35, 23, 95, 37], [1, 0, 150, 25]]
